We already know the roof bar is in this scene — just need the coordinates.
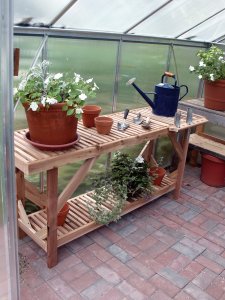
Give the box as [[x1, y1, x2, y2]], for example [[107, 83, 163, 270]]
[[48, 0, 78, 27], [123, 0, 173, 34], [176, 8, 225, 39]]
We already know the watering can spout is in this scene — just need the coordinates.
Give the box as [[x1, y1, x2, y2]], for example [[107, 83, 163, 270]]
[[126, 78, 155, 110]]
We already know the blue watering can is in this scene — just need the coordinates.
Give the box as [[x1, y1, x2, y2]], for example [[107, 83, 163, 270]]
[[127, 72, 188, 117]]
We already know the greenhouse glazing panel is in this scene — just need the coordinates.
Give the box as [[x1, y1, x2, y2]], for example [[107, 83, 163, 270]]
[[180, 10, 225, 42], [48, 38, 118, 113], [14, 0, 71, 26], [14, 36, 43, 130], [117, 43, 169, 111], [54, 0, 168, 33], [132, 0, 225, 39]]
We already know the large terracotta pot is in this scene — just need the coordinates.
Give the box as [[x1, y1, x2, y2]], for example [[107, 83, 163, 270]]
[[23, 103, 78, 146], [204, 80, 225, 111], [201, 154, 225, 187]]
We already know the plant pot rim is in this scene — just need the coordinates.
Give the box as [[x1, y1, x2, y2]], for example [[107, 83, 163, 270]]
[[83, 105, 101, 111], [95, 116, 113, 123]]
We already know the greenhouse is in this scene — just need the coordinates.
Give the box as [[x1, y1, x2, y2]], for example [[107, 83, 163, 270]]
[[1, 0, 225, 299]]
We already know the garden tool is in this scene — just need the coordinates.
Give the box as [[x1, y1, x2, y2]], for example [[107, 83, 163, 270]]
[[186, 107, 193, 125], [127, 72, 188, 117], [142, 116, 151, 129], [174, 111, 181, 128], [117, 108, 130, 131], [133, 112, 143, 124]]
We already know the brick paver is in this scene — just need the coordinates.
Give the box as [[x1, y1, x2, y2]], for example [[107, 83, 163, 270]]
[[19, 166, 225, 299]]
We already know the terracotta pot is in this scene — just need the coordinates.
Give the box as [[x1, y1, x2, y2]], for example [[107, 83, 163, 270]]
[[23, 103, 78, 145], [201, 154, 225, 187], [204, 80, 225, 110], [82, 105, 101, 128], [57, 203, 70, 226], [149, 166, 166, 186], [95, 116, 113, 134]]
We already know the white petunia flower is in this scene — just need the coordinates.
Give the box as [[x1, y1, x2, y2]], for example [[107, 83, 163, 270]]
[[198, 75, 203, 79], [74, 73, 81, 84], [135, 156, 144, 163], [94, 82, 99, 89], [41, 97, 46, 106], [76, 107, 83, 114], [30, 102, 39, 111], [13, 88, 18, 95], [210, 73, 215, 81], [54, 73, 63, 80], [79, 93, 87, 100], [219, 56, 224, 61], [199, 60, 206, 67], [46, 98, 58, 105], [189, 66, 195, 72], [86, 78, 93, 83], [18, 79, 27, 91]]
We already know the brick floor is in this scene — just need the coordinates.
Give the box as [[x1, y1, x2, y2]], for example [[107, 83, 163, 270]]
[[19, 165, 225, 299]]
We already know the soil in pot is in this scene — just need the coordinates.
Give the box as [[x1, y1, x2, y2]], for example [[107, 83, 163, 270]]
[[23, 103, 78, 146], [149, 166, 166, 186], [95, 116, 113, 134], [82, 105, 101, 128], [57, 203, 70, 226]]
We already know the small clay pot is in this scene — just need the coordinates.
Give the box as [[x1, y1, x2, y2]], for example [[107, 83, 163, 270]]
[[57, 203, 70, 226], [149, 167, 166, 186], [82, 105, 101, 128], [95, 116, 113, 135]]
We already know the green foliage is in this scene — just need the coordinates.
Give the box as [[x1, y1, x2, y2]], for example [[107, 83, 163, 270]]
[[87, 152, 153, 225], [189, 46, 225, 81], [14, 60, 98, 116]]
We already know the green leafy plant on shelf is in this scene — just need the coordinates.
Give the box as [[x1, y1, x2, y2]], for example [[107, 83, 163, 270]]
[[87, 152, 153, 225]]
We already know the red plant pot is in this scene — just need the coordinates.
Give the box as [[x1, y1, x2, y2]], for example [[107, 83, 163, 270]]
[[204, 80, 225, 111], [201, 154, 225, 187], [149, 166, 166, 186], [57, 203, 70, 226], [95, 116, 113, 135], [82, 105, 101, 128]]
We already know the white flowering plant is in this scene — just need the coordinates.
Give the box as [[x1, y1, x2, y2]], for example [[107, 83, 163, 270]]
[[189, 45, 225, 81], [14, 60, 99, 116]]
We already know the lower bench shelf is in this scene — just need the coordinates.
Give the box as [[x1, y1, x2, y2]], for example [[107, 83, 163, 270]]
[[18, 175, 175, 252]]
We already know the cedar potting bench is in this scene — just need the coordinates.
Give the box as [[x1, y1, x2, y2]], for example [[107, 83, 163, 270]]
[[15, 106, 207, 267]]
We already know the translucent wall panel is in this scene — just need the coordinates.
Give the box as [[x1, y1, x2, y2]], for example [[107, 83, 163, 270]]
[[55, 0, 168, 33], [14, 0, 70, 26], [169, 46, 205, 99], [133, 0, 225, 39], [48, 38, 118, 113], [117, 42, 169, 111], [180, 10, 225, 42], [14, 36, 42, 130]]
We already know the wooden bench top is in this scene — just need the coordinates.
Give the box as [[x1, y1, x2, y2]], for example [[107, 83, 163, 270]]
[[14, 107, 207, 175], [189, 133, 225, 160]]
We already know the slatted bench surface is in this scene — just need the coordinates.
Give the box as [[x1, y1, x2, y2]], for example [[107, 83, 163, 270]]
[[18, 174, 175, 251], [189, 133, 225, 160], [14, 107, 207, 175]]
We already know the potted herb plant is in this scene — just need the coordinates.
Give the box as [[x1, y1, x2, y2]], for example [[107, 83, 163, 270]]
[[14, 60, 99, 148], [189, 45, 225, 110], [87, 152, 153, 225]]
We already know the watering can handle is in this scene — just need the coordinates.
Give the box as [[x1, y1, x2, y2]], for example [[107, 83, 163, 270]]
[[164, 72, 175, 78], [178, 85, 189, 101], [161, 72, 177, 85]]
